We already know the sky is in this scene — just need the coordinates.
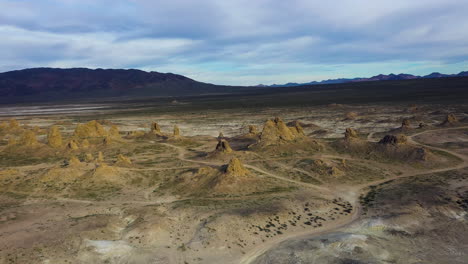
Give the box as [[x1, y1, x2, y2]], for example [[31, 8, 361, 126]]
[[1, 0, 468, 85]]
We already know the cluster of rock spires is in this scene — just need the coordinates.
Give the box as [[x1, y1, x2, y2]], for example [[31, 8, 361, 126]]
[[256, 117, 305, 147], [1, 110, 464, 188], [148, 121, 181, 138]]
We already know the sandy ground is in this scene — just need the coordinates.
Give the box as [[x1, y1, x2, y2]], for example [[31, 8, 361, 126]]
[[0, 102, 467, 264]]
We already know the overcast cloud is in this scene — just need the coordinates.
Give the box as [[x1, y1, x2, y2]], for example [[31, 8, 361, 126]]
[[1, 0, 467, 85]]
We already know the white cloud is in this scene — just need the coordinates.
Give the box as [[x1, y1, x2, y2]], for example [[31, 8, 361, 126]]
[[1, 0, 468, 85]]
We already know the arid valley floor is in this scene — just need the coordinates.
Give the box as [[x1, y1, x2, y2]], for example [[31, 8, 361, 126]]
[[0, 101, 467, 264]]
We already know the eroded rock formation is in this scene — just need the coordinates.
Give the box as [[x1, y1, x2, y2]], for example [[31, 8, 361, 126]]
[[109, 125, 121, 139], [19, 130, 38, 146], [225, 158, 249, 177], [115, 154, 132, 166], [47, 126, 63, 148], [74, 120, 107, 138], [151, 122, 162, 135], [257, 117, 299, 146], [344, 128, 358, 140], [441, 114, 458, 126], [173, 125, 180, 137], [215, 139, 233, 153], [67, 139, 79, 150], [345, 112, 358, 120], [379, 134, 407, 145]]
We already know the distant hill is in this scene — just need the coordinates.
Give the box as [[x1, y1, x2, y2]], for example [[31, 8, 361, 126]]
[[260, 71, 468, 87], [0, 68, 251, 103]]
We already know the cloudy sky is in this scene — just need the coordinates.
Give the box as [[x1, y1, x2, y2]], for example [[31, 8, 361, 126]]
[[1, 0, 468, 85]]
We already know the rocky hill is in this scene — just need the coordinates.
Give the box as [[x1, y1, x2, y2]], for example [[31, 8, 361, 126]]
[[0, 68, 249, 103]]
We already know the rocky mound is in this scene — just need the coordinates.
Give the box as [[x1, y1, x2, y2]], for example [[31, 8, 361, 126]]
[[344, 128, 359, 140], [67, 139, 80, 150], [74, 120, 108, 138], [391, 119, 412, 133], [81, 139, 90, 149], [18, 130, 38, 146], [376, 134, 433, 162], [401, 119, 411, 130], [67, 156, 82, 167], [9, 119, 21, 130], [92, 163, 120, 183], [97, 152, 105, 163], [115, 154, 132, 167], [440, 114, 459, 126], [345, 112, 358, 120], [85, 153, 94, 162], [103, 136, 112, 145], [332, 128, 369, 153], [126, 130, 146, 138], [173, 125, 180, 137], [248, 125, 259, 135], [0, 119, 24, 135], [289, 121, 305, 136], [47, 126, 63, 148], [150, 122, 162, 135], [108, 125, 121, 139], [225, 158, 249, 177], [379, 134, 408, 145], [215, 139, 233, 153]]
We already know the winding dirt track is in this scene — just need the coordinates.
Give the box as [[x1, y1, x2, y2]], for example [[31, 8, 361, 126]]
[[238, 126, 468, 264]]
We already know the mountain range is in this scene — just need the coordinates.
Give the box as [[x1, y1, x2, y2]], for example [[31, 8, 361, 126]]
[[0, 67, 467, 104], [259, 71, 468, 87]]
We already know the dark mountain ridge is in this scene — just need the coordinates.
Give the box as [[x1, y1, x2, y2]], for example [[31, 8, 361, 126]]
[[0, 67, 252, 103], [262, 71, 468, 87]]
